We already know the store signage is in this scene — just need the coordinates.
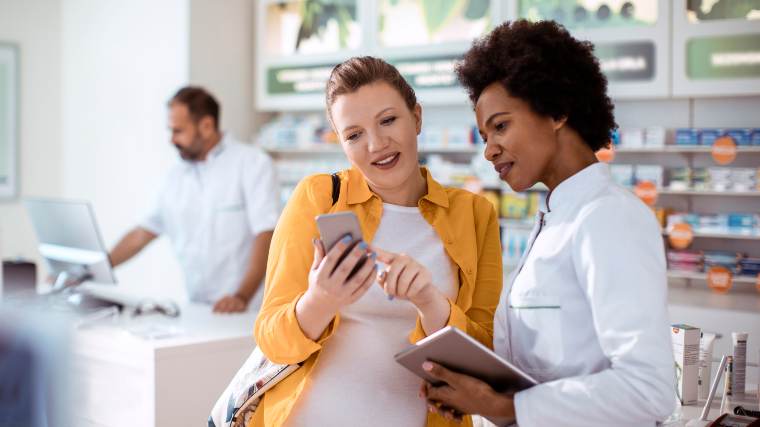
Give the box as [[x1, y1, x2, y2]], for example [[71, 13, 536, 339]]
[[687, 34, 760, 79], [266, 55, 462, 95], [706, 266, 732, 294], [267, 64, 335, 95], [393, 55, 461, 89], [595, 41, 655, 82], [668, 223, 694, 249], [711, 136, 737, 165]]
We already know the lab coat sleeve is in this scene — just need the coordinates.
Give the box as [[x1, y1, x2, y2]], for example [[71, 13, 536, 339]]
[[139, 173, 168, 235], [242, 148, 280, 235], [513, 196, 676, 427]]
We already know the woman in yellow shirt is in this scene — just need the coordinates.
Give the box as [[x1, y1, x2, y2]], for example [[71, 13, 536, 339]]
[[252, 56, 502, 427]]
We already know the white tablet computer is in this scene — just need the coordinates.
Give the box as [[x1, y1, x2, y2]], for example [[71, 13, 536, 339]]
[[394, 326, 538, 392]]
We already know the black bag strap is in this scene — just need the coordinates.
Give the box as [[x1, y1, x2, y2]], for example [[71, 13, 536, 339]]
[[331, 173, 340, 206]]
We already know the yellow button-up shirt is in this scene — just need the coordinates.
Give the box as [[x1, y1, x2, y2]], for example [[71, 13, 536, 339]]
[[252, 167, 503, 427]]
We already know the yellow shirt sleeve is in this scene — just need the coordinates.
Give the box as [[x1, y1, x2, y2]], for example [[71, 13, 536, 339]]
[[254, 174, 340, 365]]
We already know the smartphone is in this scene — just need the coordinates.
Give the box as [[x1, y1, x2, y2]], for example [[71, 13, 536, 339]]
[[315, 211, 369, 280]]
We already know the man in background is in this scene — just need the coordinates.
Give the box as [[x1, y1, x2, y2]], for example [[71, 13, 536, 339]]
[[109, 86, 279, 313]]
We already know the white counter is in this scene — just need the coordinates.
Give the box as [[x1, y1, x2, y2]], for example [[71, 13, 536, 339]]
[[70, 303, 258, 427]]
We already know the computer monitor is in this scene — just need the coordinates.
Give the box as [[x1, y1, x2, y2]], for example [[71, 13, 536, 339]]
[[24, 198, 116, 290]]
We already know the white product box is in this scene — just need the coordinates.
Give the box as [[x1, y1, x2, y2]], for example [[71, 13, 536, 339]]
[[672, 324, 701, 405]]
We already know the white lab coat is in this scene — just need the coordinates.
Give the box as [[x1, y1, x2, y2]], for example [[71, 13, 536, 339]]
[[494, 163, 676, 426], [141, 134, 280, 304]]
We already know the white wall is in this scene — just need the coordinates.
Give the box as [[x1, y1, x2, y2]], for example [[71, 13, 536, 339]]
[[189, 0, 255, 142], [60, 0, 190, 300], [0, 0, 62, 266]]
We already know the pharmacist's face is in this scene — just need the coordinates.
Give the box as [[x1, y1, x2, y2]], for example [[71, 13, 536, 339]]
[[476, 83, 560, 192], [330, 81, 422, 191], [168, 103, 207, 161]]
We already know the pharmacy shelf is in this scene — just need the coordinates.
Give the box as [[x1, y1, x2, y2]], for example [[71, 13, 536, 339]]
[[615, 146, 760, 154], [659, 189, 760, 197], [663, 229, 760, 241], [263, 146, 479, 155], [668, 270, 758, 285]]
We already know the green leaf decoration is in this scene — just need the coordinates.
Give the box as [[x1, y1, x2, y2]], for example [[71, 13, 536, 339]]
[[422, 0, 463, 36]]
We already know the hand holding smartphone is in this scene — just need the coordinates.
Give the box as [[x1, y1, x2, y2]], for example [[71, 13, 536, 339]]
[[315, 211, 369, 281]]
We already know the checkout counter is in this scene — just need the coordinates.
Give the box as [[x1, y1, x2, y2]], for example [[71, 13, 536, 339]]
[[0, 198, 259, 426]]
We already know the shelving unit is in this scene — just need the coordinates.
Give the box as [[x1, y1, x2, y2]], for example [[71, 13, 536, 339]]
[[662, 229, 760, 241], [615, 146, 760, 154], [658, 189, 760, 197], [668, 270, 758, 286], [263, 145, 479, 155]]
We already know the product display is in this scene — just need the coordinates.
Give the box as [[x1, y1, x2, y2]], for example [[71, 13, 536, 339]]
[[672, 324, 701, 405], [698, 332, 716, 400], [674, 128, 760, 146], [731, 332, 748, 398], [666, 212, 760, 236]]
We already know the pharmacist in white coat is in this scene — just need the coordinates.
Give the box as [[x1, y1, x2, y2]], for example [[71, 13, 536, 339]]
[[419, 21, 676, 426], [109, 87, 279, 313]]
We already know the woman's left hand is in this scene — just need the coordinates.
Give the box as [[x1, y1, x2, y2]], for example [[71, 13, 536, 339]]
[[420, 361, 516, 423]]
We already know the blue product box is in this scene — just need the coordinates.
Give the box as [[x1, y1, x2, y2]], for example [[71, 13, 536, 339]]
[[675, 128, 699, 146], [726, 129, 751, 146], [610, 129, 620, 146], [751, 128, 760, 145], [699, 129, 721, 146], [728, 213, 757, 229]]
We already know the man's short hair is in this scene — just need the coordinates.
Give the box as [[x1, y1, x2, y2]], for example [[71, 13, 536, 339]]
[[169, 86, 220, 130]]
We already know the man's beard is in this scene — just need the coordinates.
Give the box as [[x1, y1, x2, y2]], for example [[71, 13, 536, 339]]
[[174, 135, 204, 161]]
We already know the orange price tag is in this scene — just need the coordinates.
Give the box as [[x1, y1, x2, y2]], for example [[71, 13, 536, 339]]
[[668, 223, 694, 249], [756, 273, 760, 293], [596, 145, 615, 163], [707, 266, 733, 294], [634, 180, 658, 206], [711, 136, 737, 165]]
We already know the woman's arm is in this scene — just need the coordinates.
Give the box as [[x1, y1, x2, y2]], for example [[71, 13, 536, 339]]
[[421, 361, 515, 424]]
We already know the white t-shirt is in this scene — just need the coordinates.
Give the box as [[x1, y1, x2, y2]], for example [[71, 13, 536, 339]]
[[285, 203, 459, 427], [141, 134, 280, 304]]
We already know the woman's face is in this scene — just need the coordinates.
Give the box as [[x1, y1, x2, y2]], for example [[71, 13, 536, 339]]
[[476, 82, 563, 192], [330, 81, 422, 193]]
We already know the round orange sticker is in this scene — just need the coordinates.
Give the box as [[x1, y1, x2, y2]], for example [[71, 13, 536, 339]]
[[707, 266, 733, 294], [596, 145, 615, 163], [634, 180, 658, 206], [711, 136, 737, 165], [668, 223, 694, 249]]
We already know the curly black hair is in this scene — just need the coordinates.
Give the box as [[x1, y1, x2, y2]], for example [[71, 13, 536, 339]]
[[456, 20, 617, 152]]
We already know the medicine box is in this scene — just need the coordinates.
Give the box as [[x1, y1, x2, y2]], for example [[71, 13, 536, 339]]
[[671, 324, 700, 405]]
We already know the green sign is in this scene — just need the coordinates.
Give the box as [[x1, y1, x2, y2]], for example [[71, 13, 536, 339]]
[[595, 41, 655, 82], [687, 34, 760, 79], [266, 54, 462, 95], [267, 64, 335, 95], [393, 55, 462, 89]]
